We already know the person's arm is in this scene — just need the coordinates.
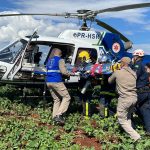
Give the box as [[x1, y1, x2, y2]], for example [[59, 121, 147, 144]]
[[59, 59, 70, 76], [108, 72, 116, 84]]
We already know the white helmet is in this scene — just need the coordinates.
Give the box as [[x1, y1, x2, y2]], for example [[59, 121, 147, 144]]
[[133, 49, 144, 57]]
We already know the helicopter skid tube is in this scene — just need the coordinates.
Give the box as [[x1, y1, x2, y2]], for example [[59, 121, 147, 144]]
[[0, 79, 80, 88], [0, 80, 45, 88]]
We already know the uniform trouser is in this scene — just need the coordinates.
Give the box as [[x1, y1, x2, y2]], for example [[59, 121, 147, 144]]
[[117, 97, 141, 141], [47, 82, 71, 118], [138, 92, 150, 133]]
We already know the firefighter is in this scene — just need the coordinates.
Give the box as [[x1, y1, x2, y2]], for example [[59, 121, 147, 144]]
[[108, 57, 141, 141], [76, 51, 91, 117], [78, 51, 91, 62], [131, 49, 150, 135], [76, 50, 92, 68], [46, 48, 72, 125]]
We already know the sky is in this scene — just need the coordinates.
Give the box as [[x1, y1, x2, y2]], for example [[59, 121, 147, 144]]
[[0, 0, 150, 54]]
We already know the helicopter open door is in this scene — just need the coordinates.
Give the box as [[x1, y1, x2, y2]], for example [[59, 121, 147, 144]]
[[21, 44, 49, 72], [20, 41, 75, 82], [65, 47, 98, 83], [46, 44, 75, 82]]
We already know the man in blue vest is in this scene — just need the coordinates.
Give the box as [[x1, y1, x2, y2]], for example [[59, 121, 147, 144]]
[[131, 49, 150, 135], [46, 48, 71, 125]]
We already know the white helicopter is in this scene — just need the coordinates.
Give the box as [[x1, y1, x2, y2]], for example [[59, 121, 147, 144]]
[[0, 3, 150, 90]]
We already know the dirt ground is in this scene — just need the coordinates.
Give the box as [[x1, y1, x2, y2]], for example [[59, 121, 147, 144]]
[[73, 129, 102, 150]]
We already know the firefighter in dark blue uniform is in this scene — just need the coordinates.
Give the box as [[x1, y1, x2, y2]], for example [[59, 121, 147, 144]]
[[131, 49, 150, 135]]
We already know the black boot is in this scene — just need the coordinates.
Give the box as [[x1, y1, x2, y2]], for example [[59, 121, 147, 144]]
[[53, 115, 65, 126]]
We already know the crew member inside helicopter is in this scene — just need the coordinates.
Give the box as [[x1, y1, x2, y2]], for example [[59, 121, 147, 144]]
[[75, 49, 97, 69]]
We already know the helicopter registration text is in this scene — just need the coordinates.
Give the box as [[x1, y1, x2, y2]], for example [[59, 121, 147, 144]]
[[73, 32, 100, 39]]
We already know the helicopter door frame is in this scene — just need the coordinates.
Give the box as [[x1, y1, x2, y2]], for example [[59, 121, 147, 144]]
[[5, 46, 28, 80]]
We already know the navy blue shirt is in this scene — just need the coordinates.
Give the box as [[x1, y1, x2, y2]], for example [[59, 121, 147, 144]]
[[131, 60, 149, 88]]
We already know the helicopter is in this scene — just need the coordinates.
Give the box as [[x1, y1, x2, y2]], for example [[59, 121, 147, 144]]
[[0, 2, 150, 92]]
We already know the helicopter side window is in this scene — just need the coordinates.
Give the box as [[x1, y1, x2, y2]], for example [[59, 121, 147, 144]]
[[0, 48, 13, 62], [75, 48, 97, 66]]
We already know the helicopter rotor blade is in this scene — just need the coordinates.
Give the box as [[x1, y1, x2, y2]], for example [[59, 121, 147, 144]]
[[96, 19, 133, 50], [0, 3, 149, 19], [0, 13, 79, 18], [95, 19, 130, 42], [94, 3, 150, 15]]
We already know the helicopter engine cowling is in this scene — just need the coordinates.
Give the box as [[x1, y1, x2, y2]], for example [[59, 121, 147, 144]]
[[101, 32, 129, 61]]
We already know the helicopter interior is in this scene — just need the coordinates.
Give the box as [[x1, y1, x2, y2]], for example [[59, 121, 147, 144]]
[[20, 42, 75, 74]]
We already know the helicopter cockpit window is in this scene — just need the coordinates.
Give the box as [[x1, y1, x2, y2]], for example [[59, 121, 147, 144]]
[[75, 48, 97, 66], [0, 40, 25, 63]]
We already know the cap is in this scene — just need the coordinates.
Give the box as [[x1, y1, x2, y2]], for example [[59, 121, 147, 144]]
[[121, 57, 131, 64]]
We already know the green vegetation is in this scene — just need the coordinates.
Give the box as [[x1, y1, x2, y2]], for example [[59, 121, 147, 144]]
[[0, 85, 150, 150]]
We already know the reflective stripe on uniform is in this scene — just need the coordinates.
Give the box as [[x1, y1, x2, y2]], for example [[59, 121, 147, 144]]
[[47, 70, 61, 73]]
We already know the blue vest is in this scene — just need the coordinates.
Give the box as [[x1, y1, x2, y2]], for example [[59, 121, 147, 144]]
[[46, 56, 62, 82]]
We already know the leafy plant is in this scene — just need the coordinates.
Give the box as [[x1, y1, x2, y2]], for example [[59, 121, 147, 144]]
[[0, 85, 150, 150]]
